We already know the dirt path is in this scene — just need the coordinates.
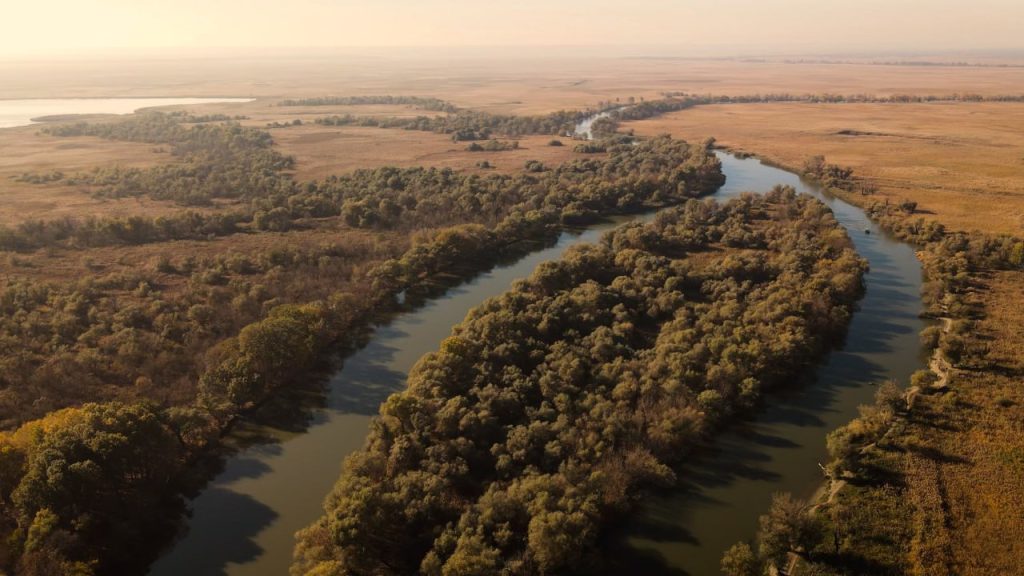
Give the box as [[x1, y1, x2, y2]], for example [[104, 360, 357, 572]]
[[789, 318, 953, 576], [929, 317, 954, 390]]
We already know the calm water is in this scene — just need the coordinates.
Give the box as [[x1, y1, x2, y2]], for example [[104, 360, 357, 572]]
[[612, 153, 928, 575], [150, 151, 926, 576], [0, 98, 253, 128], [149, 215, 649, 576]]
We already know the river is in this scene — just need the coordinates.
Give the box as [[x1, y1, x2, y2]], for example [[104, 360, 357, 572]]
[[150, 148, 926, 576], [0, 98, 254, 129], [611, 152, 928, 575]]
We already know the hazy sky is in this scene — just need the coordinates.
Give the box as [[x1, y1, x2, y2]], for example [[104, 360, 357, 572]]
[[4, 0, 1024, 58]]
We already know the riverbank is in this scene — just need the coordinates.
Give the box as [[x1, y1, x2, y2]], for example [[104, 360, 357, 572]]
[[699, 136, 1024, 574], [148, 137, 723, 576], [606, 152, 929, 575]]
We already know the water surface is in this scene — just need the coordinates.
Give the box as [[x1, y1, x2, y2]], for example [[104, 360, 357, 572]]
[[0, 98, 253, 128]]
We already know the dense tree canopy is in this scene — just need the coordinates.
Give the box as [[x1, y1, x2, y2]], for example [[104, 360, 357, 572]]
[[0, 111, 725, 574], [293, 189, 866, 575]]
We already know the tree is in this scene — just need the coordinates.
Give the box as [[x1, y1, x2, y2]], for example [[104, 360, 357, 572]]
[[757, 492, 822, 565], [721, 542, 763, 576], [10, 403, 181, 574], [874, 379, 904, 414], [803, 155, 826, 178]]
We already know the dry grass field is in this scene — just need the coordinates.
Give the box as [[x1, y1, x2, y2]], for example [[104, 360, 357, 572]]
[[627, 102, 1024, 235], [6, 56, 1024, 230], [0, 123, 188, 224], [888, 270, 1024, 575], [5, 56, 1024, 113], [0, 98, 592, 224], [273, 127, 587, 180]]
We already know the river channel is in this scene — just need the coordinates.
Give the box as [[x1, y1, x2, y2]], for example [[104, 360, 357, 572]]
[[151, 143, 926, 576]]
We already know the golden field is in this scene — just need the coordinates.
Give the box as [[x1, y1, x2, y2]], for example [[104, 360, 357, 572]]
[[5, 56, 1024, 113], [884, 269, 1024, 576], [0, 105, 592, 225], [6, 56, 1024, 230], [272, 127, 586, 180], [0, 123, 182, 223], [627, 102, 1024, 236]]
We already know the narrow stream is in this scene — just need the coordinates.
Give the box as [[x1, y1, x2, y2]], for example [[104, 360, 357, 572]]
[[151, 148, 927, 576]]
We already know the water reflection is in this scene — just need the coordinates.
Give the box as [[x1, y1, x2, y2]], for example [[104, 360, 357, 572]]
[[150, 219, 635, 575], [610, 153, 928, 575], [152, 152, 927, 576]]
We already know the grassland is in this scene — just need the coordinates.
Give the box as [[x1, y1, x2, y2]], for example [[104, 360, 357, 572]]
[[5, 55, 1024, 112], [272, 127, 584, 180], [0, 123, 180, 223], [0, 98, 592, 225], [627, 102, 1024, 235], [820, 267, 1024, 576]]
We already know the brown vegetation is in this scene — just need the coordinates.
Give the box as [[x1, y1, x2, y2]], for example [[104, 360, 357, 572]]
[[627, 102, 1024, 236], [0, 125, 184, 224], [273, 127, 588, 180], [0, 107, 723, 574], [6, 56, 1024, 112]]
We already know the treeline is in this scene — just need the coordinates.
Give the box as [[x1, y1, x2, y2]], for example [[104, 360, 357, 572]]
[[466, 139, 519, 152], [279, 96, 459, 113], [315, 108, 595, 139], [40, 112, 295, 207], [0, 135, 724, 575], [295, 90, 1024, 149], [601, 92, 1024, 127], [169, 112, 249, 123], [0, 133, 718, 253], [285, 135, 723, 231], [292, 188, 867, 575], [781, 58, 1024, 69], [659, 91, 1024, 104], [798, 155, 951, 246], [573, 134, 636, 154], [0, 211, 247, 252]]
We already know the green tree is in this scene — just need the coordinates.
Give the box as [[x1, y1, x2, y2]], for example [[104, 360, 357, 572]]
[[721, 541, 763, 576]]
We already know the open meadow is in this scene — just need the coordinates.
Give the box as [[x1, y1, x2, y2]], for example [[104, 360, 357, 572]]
[[626, 102, 1024, 235]]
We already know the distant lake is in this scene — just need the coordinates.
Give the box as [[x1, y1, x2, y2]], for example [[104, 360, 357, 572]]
[[0, 98, 254, 129]]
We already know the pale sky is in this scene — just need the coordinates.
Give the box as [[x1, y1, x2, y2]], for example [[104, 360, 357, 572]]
[[4, 0, 1024, 58]]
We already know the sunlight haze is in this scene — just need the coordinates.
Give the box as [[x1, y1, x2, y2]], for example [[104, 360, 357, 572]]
[[4, 0, 1024, 58]]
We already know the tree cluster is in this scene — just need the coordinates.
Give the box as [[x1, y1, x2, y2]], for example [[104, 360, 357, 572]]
[[278, 96, 459, 113], [0, 124, 725, 573], [293, 189, 866, 575]]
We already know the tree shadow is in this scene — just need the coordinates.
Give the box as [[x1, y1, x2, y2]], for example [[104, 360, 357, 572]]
[[149, 488, 278, 576]]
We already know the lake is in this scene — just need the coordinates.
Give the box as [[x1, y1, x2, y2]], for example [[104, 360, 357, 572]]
[[0, 98, 253, 129]]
